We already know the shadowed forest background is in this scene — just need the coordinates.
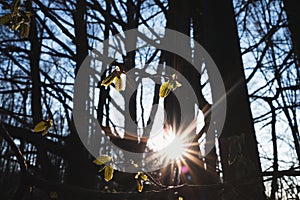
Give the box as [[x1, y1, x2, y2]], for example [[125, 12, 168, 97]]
[[0, 0, 299, 199]]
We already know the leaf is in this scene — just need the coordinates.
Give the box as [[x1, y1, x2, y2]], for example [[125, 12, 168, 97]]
[[101, 68, 122, 87], [159, 81, 172, 98], [33, 119, 53, 136], [104, 164, 114, 182], [0, 14, 12, 25], [93, 155, 113, 166], [135, 172, 147, 192], [24, 12, 32, 22], [19, 23, 30, 38], [136, 179, 143, 192], [159, 74, 182, 98], [135, 172, 147, 181], [49, 191, 58, 199], [11, 19, 23, 31], [140, 173, 147, 181], [114, 75, 122, 91], [178, 197, 183, 200], [130, 159, 138, 168], [175, 81, 182, 88]]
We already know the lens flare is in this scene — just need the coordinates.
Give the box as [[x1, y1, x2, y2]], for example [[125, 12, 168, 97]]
[[160, 136, 187, 160]]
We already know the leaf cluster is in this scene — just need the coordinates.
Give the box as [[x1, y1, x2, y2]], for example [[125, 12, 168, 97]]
[[0, 0, 31, 38]]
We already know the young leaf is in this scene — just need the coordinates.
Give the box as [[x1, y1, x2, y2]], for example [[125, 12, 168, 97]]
[[140, 173, 147, 181], [101, 67, 122, 87], [114, 75, 122, 91], [104, 164, 114, 182], [24, 12, 32, 23], [93, 155, 113, 166], [130, 159, 138, 168], [159, 81, 172, 98], [19, 23, 30, 38], [134, 172, 140, 179], [135, 172, 148, 181], [49, 191, 58, 199], [136, 179, 143, 192], [171, 74, 176, 79], [11, 18, 23, 31], [178, 197, 184, 200], [175, 81, 182, 88], [159, 74, 182, 98], [33, 119, 53, 136], [0, 14, 12, 25]]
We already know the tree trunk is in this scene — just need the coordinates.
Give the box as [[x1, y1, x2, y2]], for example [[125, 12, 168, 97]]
[[284, 0, 300, 67], [162, 1, 219, 199], [25, 0, 59, 181], [64, 0, 97, 195], [199, 0, 265, 199]]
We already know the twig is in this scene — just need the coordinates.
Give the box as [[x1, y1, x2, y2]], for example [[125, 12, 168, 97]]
[[0, 122, 27, 172]]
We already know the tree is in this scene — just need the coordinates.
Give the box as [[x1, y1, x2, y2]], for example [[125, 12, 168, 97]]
[[2, 0, 298, 199], [234, 0, 300, 199], [284, 0, 300, 67]]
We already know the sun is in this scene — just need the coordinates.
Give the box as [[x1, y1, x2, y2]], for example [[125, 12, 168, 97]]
[[147, 124, 191, 162], [160, 136, 187, 160]]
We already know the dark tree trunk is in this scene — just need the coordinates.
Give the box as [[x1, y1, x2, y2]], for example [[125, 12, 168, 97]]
[[64, 0, 97, 195], [25, 0, 59, 184], [26, 1, 42, 125], [284, 0, 300, 67], [198, 0, 265, 199], [283, 0, 300, 167], [162, 1, 219, 199]]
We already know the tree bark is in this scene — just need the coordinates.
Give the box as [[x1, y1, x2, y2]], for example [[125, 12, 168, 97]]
[[284, 0, 300, 67], [64, 0, 97, 194], [25, 0, 59, 184], [198, 0, 265, 199], [162, 1, 219, 199]]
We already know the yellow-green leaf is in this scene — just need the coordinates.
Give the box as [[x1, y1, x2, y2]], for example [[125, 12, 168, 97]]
[[101, 68, 122, 87], [114, 75, 122, 91], [175, 81, 182, 88], [49, 191, 58, 199], [22, 12, 32, 24], [159, 74, 182, 98], [140, 173, 147, 181], [135, 172, 147, 181], [134, 172, 140, 179], [93, 155, 113, 166], [0, 14, 12, 25], [178, 196, 183, 200], [130, 159, 138, 168], [136, 179, 143, 192], [159, 81, 172, 98], [104, 164, 114, 182], [19, 23, 30, 38], [11, 19, 23, 31], [33, 119, 53, 136]]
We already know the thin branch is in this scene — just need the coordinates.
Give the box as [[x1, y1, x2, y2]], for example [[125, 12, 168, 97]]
[[0, 122, 28, 172]]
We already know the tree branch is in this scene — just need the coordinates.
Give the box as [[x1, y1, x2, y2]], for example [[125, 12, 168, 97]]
[[0, 122, 28, 172]]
